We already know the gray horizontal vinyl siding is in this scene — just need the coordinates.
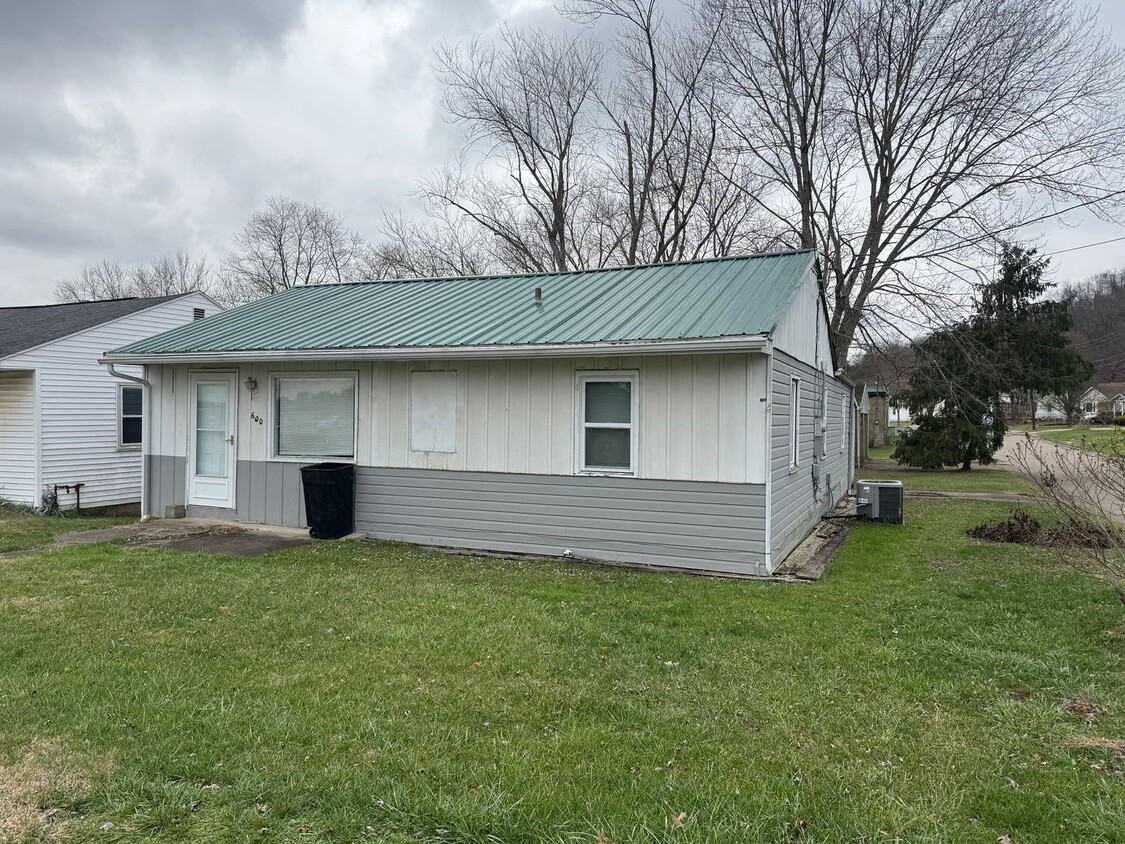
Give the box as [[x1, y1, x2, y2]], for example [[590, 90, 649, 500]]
[[770, 352, 852, 564], [146, 455, 307, 527], [146, 456, 767, 575], [357, 467, 768, 576]]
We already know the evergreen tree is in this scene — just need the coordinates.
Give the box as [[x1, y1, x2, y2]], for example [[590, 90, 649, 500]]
[[894, 245, 1093, 470]]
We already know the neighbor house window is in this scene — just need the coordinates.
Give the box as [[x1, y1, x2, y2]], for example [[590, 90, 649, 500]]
[[577, 372, 637, 475], [119, 385, 143, 448], [789, 377, 801, 469], [273, 374, 357, 459]]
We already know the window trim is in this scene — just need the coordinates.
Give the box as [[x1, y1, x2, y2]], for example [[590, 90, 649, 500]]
[[117, 383, 143, 451], [821, 384, 829, 458], [269, 371, 359, 463], [840, 395, 848, 453], [789, 376, 801, 471], [575, 370, 639, 477]]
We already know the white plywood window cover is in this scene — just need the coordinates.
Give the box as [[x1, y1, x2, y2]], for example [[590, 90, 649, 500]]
[[411, 371, 457, 453]]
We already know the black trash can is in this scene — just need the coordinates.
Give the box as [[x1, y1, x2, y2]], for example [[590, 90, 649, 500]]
[[300, 462, 355, 539]]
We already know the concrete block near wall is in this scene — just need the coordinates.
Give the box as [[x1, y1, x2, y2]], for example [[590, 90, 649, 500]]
[[164, 504, 186, 519]]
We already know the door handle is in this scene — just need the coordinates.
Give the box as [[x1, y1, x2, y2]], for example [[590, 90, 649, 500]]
[[228, 435, 235, 446]]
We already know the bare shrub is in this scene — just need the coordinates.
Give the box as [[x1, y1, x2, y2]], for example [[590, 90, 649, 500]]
[[1011, 432, 1125, 598]]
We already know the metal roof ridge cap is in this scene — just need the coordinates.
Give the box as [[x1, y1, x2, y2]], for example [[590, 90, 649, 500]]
[[274, 249, 818, 290]]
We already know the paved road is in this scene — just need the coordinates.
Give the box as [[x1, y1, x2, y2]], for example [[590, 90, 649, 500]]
[[995, 434, 1125, 525]]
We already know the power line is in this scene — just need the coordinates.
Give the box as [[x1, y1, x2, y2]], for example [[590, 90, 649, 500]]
[[1044, 234, 1125, 257]]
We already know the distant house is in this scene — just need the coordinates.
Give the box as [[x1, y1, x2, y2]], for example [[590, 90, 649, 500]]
[[0, 293, 220, 512], [1080, 383, 1125, 420], [103, 251, 855, 576]]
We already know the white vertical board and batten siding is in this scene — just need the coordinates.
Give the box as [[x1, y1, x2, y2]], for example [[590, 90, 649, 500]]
[[1, 293, 215, 508], [0, 371, 37, 503], [149, 353, 769, 485]]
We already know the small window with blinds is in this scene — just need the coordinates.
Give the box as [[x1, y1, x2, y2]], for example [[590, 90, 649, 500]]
[[119, 385, 143, 448], [272, 374, 357, 460], [577, 372, 637, 475]]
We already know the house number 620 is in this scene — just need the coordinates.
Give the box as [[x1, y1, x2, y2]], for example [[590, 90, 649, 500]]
[[249, 412, 264, 425]]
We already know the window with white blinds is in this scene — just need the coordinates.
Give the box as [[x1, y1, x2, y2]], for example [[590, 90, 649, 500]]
[[577, 372, 637, 475], [273, 375, 356, 459]]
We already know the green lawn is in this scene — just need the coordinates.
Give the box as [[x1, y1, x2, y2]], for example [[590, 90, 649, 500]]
[[863, 443, 1034, 494], [1035, 426, 1124, 452], [0, 507, 132, 553], [1, 504, 1123, 842]]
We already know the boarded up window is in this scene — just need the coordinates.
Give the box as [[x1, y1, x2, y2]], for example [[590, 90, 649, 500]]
[[410, 371, 457, 453]]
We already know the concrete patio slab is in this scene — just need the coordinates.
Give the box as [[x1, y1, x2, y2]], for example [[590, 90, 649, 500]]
[[53, 518, 322, 557]]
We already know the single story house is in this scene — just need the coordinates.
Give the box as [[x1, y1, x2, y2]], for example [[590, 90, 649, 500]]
[[0, 293, 219, 512], [102, 251, 855, 576], [1080, 383, 1125, 420]]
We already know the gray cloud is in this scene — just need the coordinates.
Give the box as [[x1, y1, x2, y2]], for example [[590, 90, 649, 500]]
[[0, 0, 1121, 306], [0, 0, 305, 82]]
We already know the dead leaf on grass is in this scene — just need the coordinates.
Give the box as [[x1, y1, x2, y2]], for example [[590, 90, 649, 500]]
[[1060, 699, 1110, 723], [1064, 736, 1125, 756], [670, 812, 687, 829], [595, 830, 613, 844], [0, 738, 108, 842]]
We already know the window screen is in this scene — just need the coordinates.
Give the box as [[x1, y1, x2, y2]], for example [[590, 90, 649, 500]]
[[120, 386, 143, 446], [274, 376, 355, 458], [580, 377, 634, 472]]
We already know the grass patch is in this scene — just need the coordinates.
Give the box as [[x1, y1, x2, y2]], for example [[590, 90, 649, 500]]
[[1035, 426, 1124, 451], [1, 504, 1123, 842], [0, 508, 132, 554], [858, 463, 1035, 494]]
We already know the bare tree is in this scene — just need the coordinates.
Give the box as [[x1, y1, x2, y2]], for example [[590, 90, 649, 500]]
[[131, 251, 214, 298], [221, 195, 369, 302], [709, 0, 1125, 360], [1066, 269, 1125, 382], [367, 210, 494, 280], [565, 0, 741, 264], [54, 251, 215, 302], [54, 260, 133, 302], [430, 28, 603, 273]]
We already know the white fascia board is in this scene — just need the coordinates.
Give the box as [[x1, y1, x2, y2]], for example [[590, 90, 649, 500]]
[[101, 335, 772, 365]]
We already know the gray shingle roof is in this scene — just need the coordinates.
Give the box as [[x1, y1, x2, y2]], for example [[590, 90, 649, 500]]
[[0, 294, 187, 361], [1092, 382, 1125, 399]]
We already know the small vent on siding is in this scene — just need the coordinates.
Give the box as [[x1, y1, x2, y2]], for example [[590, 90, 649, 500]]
[[193, 308, 206, 320]]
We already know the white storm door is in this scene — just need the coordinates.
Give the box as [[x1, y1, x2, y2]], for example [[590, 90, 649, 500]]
[[188, 372, 238, 509]]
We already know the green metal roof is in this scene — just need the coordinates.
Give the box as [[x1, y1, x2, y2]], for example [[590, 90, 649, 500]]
[[107, 250, 814, 359]]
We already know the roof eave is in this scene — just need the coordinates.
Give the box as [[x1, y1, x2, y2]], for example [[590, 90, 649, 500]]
[[101, 334, 772, 365]]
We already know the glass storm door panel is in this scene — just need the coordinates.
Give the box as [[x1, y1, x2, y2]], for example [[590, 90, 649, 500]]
[[188, 372, 237, 509]]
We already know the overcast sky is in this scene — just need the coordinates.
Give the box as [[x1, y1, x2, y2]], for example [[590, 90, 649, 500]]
[[1, 0, 1123, 307]]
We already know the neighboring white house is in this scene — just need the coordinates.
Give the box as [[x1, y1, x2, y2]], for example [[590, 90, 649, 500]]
[[1079, 383, 1125, 420], [0, 293, 220, 512], [103, 251, 855, 576]]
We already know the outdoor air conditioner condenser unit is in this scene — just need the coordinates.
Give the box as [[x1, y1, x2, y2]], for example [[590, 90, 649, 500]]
[[855, 479, 904, 525]]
